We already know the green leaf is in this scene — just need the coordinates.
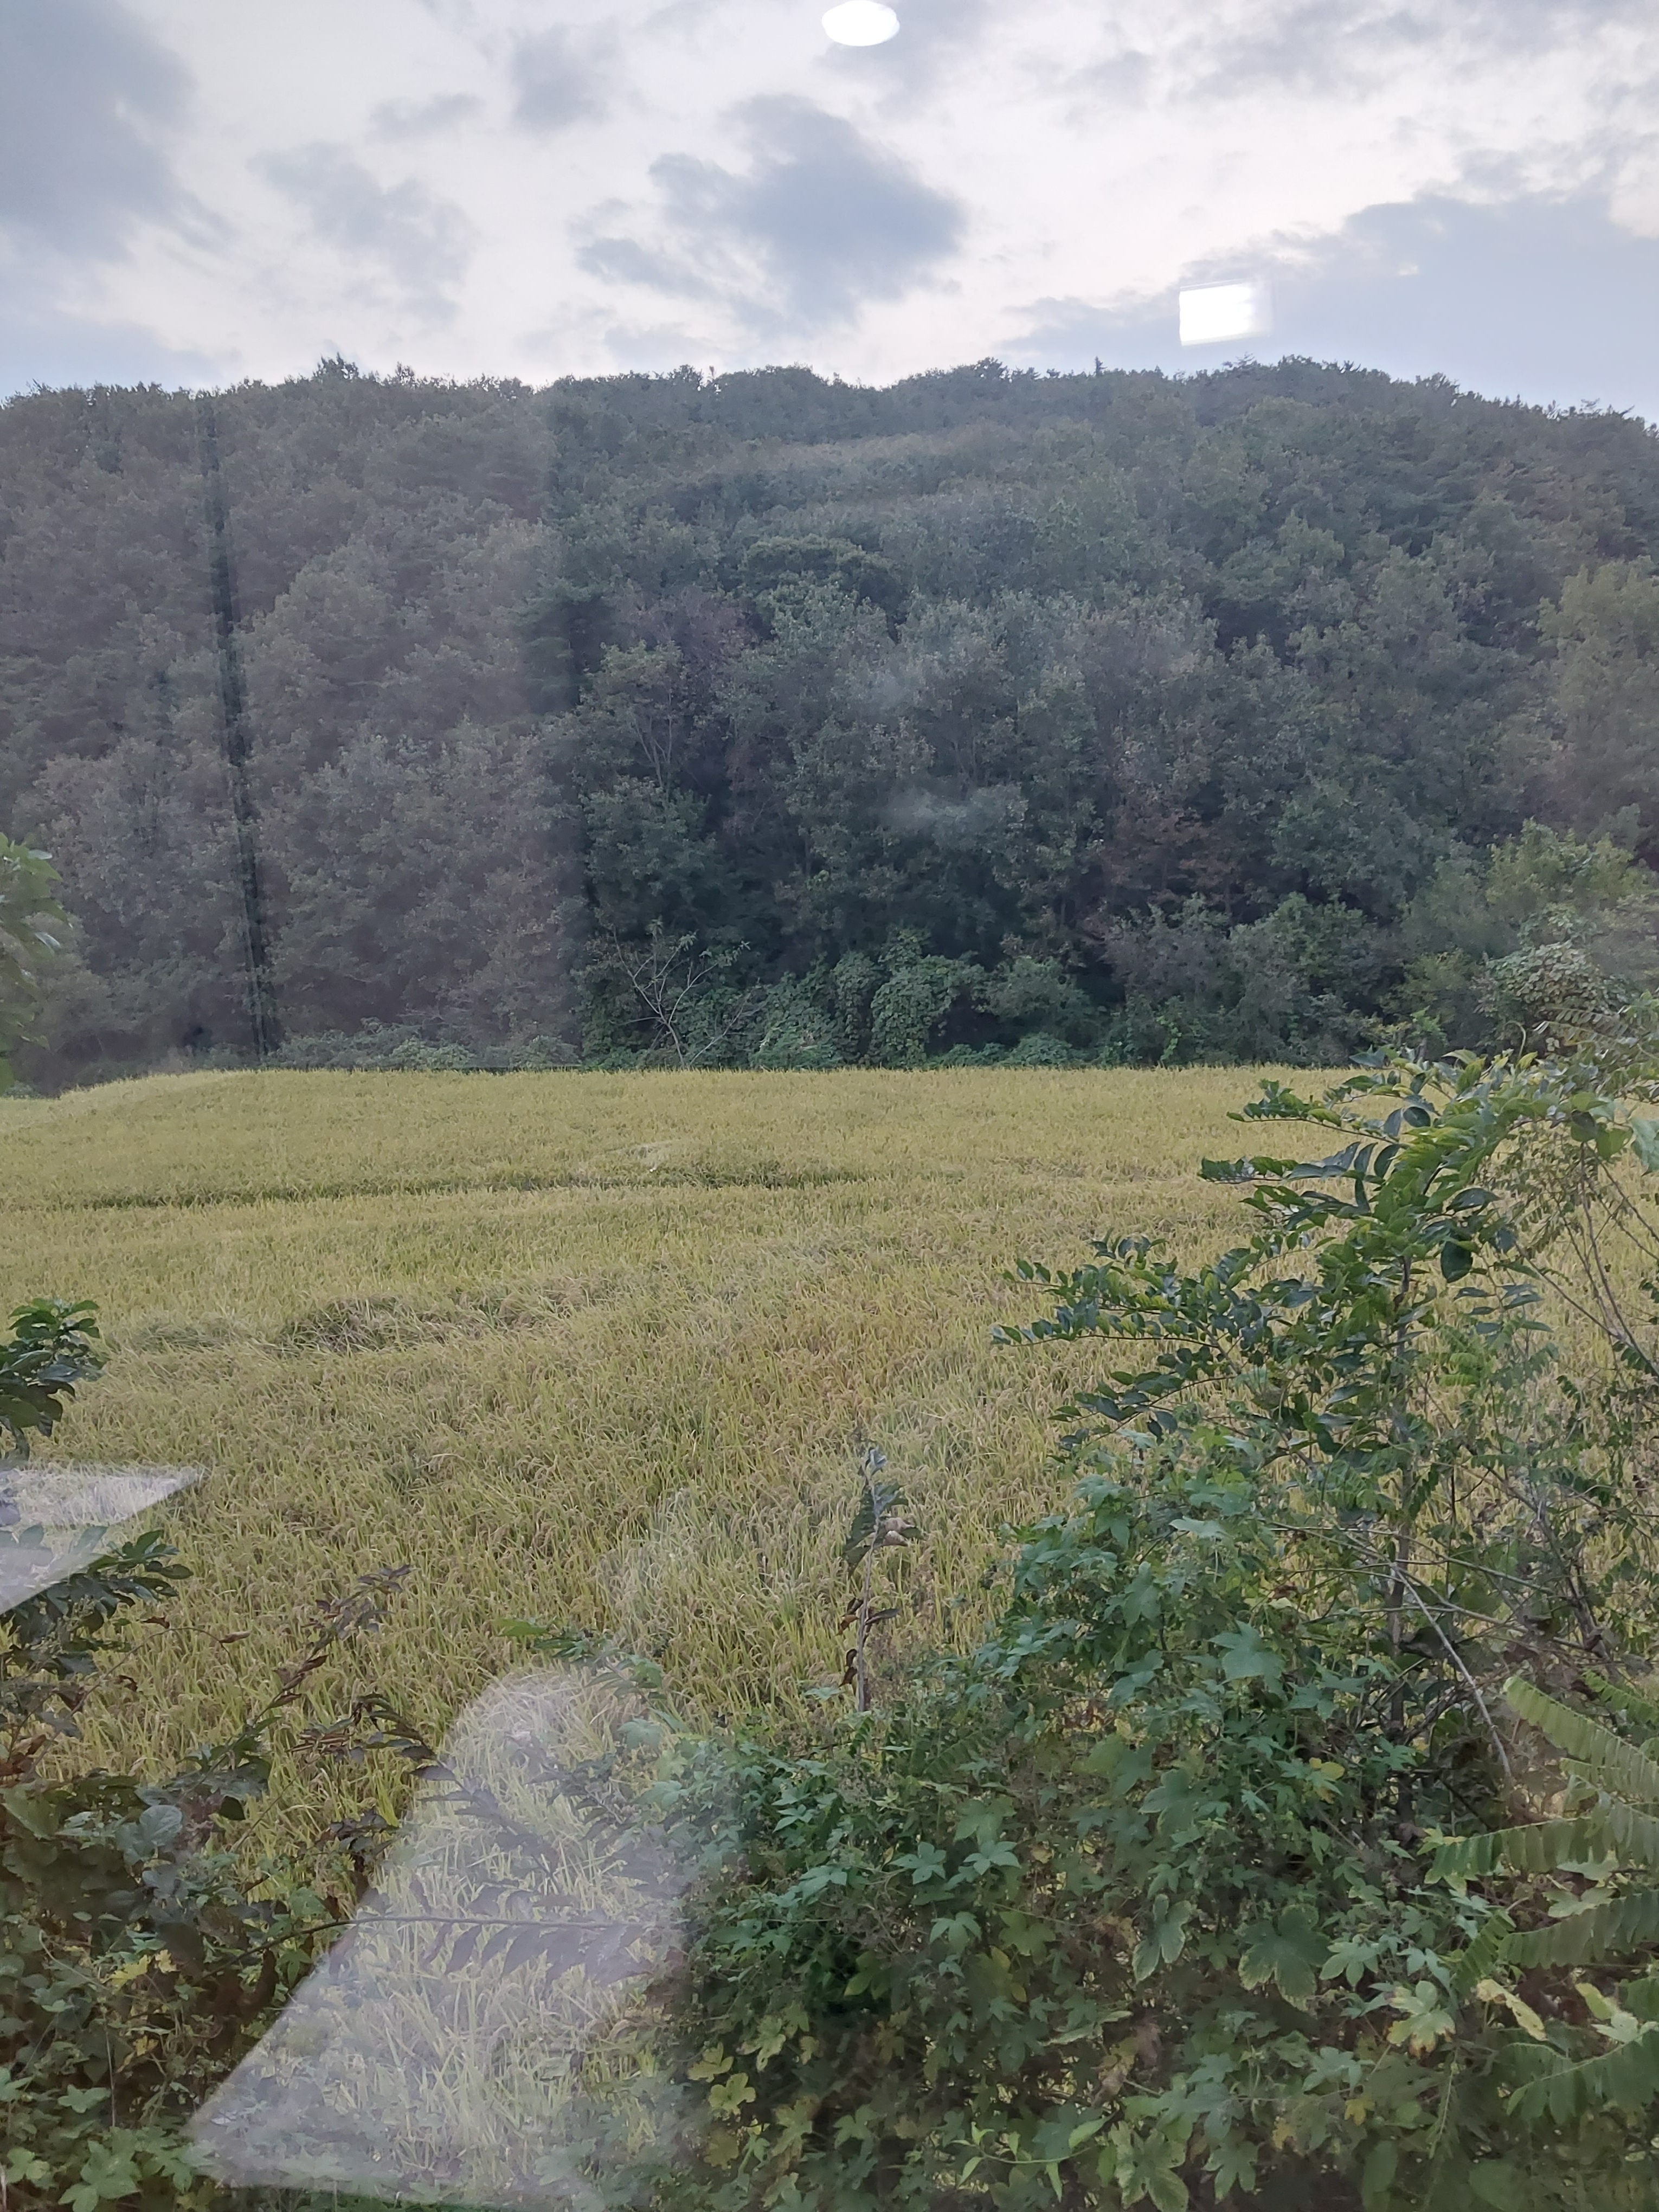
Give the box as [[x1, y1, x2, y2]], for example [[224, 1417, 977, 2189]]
[[1446, 1909, 1515, 1994], [930, 1912, 979, 1952], [1439, 1239, 1475, 1282], [1360, 2139, 1397, 2205], [1435, 1815, 1605, 1881], [1131, 1899, 1191, 1979], [1212, 1625, 1284, 1692], [0, 1784, 61, 1840], [896, 1840, 949, 1887], [963, 1838, 1021, 1876], [68, 2139, 142, 2207], [1470, 2164, 1523, 2207], [1199, 1157, 1256, 1185], [841, 1449, 902, 1570], [1237, 1906, 1327, 2007], [1508, 1889, 1659, 1968], [1507, 2018, 1659, 2123], [1207, 2142, 1258, 2199], [137, 1802, 184, 1853], [1506, 1677, 1659, 1806], [1594, 1796, 1659, 1872], [1630, 1116, 1659, 1174], [1146, 2169, 1189, 2212]]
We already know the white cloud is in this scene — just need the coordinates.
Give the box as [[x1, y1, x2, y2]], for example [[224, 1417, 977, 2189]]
[[3, 0, 1655, 399], [1610, 144, 1659, 239]]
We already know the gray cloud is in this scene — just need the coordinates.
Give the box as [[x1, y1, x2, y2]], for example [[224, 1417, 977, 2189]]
[[259, 147, 475, 321], [1165, 0, 1656, 102], [0, 0, 190, 257], [371, 93, 484, 142], [578, 235, 719, 300], [510, 27, 612, 134], [1005, 187, 1659, 423], [1181, 1, 1437, 99], [581, 97, 964, 333], [1274, 189, 1659, 415]]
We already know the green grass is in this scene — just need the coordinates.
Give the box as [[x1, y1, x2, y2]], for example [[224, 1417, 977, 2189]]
[[1, 1067, 1270, 1833]]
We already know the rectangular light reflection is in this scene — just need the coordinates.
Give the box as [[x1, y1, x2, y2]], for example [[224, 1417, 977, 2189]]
[[1179, 281, 1273, 346]]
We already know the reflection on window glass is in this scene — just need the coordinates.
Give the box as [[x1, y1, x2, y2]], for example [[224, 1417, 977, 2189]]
[[3, 1, 1658, 2208]]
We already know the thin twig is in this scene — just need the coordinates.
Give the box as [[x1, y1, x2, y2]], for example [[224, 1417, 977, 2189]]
[[856, 1482, 878, 1715], [1397, 1573, 1514, 1781]]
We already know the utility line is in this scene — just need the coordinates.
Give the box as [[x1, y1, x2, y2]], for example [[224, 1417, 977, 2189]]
[[197, 395, 281, 1060]]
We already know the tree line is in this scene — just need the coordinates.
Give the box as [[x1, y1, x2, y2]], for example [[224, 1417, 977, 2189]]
[[3, 353, 1658, 1082]]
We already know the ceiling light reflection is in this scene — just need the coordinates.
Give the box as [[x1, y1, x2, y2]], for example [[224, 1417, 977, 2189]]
[[823, 1, 900, 47], [1178, 280, 1273, 346], [0, 1464, 202, 1609]]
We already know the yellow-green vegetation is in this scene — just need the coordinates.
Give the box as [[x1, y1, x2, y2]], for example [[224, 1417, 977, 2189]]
[[0, 1066, 1263, 1822]]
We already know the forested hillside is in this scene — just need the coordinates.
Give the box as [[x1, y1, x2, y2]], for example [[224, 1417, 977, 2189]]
[[4, 355, 1659, 1082]]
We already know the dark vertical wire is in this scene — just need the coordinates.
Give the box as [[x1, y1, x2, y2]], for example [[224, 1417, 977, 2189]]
[[197, 395, 281, 1059]]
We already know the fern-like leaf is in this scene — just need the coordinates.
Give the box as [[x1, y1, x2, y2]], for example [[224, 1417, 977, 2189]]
[[1506, 1677, 1659, 1807], [1595, 1797, 1659, 1872], [1446, 1908, 1516, 1995], [1507, 2021, 1659, 2124], [1585, 1672, 1659, 1737], [1435, 1817, 1605, 1881], [1508, 1889, 1659, 1969]]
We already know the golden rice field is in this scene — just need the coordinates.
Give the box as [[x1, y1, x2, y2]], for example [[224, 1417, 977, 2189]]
[[1, 1067, 1276, 1836]]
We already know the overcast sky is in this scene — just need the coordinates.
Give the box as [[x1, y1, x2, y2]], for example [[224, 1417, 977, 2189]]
[[3, 0, 1657, 412]]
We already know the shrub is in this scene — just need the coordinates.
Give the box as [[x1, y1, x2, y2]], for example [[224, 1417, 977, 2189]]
[[750, 977, 843, 1070], [868, 956, 979, 1066], [1, 1301, 418, 2210], [272, 1022, 576, 1071], [1098, 895, 1381, 1066], [1001, 1030, 1076, 1067], [654, 1051, 1659, 2208]]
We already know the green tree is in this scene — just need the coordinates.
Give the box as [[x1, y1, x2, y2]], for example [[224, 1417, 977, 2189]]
[[1540, 564, 1659, 852], [0, 837, 66, 1088]]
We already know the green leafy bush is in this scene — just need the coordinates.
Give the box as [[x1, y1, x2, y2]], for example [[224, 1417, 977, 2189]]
[[652, 1052, 1659, 2209], [2, 1549, 419, 2210], [0, 838, 67, 1090], [1, 1297, 102, 1457], [1, 1301, 419, 2210], [271, 1023, 576, 1071]]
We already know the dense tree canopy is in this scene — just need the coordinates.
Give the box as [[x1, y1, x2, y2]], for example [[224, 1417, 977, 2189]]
[[3, 353, 1658, 1079]]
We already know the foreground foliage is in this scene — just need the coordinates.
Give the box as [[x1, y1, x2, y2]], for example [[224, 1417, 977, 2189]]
[[1, 1547, 410, 2209], [1, 1301, 410, 2208], [655, 1051, 1659, 2208], [18, 1050, 1659, 2205]]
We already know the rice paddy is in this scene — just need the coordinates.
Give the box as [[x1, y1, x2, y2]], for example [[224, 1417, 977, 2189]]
[[1, 1066, 1273, 1834]]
